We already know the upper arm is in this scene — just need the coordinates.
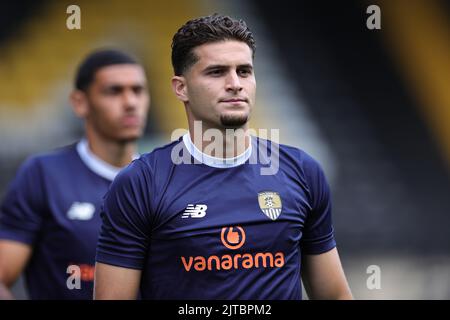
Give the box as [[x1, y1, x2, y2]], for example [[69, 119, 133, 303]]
[[300, 153, 336, 255], [94, 160, 153, 298], [95, 160, 152, 270], [0, 158, 43, 287], [94, 262, 141, 300], [0, 157, 45, 245], [0, 240, 32, 287], [302, 247, 352, 300], [299, 153, 351, 299]]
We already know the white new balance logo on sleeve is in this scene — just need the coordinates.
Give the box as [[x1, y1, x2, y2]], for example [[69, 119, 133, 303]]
[[182, 204, 208, 218]]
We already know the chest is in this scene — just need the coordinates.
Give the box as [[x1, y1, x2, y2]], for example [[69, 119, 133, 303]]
[[38, 173, 109, 259], [150, 165, 312, 258]]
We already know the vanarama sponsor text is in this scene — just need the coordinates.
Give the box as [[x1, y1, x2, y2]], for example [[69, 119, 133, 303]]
[[181, 252, 285, 272]]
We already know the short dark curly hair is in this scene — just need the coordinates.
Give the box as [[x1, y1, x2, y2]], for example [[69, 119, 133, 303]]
[[171, 13, 256, 76]]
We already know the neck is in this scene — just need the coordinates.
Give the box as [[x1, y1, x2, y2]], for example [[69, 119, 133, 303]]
[[188, 120, 250, 159], [85, 128, 137, 168]]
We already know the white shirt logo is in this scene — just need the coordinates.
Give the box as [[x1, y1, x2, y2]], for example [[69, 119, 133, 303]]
[[67, 202, 95, 220], [182, 204, 208, 218]]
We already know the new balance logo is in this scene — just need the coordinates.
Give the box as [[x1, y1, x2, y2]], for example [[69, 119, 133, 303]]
[[182, 204, 208, 218], [67, 202, 95, 220]]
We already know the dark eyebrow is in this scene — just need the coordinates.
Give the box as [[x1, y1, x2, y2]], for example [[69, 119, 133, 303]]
[[237, 64, 253, 70], [131, 84, 146, 90], [103, 84, 124, 91], [102, 82, 146, 90], [203, 64, 253, 73], [203, 65, 228, 73]]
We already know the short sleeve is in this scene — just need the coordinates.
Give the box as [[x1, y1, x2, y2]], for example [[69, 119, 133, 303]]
[[300, 153, 336, 255], [95, 159, 153, 270], [0, 157, 45, 245]]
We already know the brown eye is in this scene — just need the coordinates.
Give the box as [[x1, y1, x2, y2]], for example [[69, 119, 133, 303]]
[[133, 86, 144, 95], [238, 69, 251, 77], [105, 86, 122, 95], [209, 69, 223, 76]]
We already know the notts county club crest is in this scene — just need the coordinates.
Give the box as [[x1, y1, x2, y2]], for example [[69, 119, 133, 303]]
[[258, 191, 282, 220]]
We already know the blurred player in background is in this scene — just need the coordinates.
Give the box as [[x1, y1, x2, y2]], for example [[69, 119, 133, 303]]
[[0, 49, 150, 299], [94, 14, 352, 300]]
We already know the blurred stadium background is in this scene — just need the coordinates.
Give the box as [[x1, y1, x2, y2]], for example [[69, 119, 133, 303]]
[[1, 0, 449, 299]]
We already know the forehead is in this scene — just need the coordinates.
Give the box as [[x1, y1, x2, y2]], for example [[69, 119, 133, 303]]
[[93, 64, 146, 85], [192, 40, 253, 68]]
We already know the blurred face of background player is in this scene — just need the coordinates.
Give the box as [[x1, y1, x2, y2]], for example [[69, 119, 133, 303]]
[[173, 40, 256, 131], [72, 64, 150, 144]]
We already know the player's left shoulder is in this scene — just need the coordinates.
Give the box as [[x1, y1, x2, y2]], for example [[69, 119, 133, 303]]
[[255, 136, 320, 169]]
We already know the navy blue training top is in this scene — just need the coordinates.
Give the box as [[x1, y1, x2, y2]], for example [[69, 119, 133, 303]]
[[96, 135, 336, 299], [0, 140, 124, 299]]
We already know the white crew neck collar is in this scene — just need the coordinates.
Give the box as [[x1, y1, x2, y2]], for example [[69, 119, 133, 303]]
[[182, 133, 252, 168], [76, 139, 138, 181]]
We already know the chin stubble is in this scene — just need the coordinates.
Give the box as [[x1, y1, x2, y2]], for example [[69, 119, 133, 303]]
[[219, 114, 249, 128]]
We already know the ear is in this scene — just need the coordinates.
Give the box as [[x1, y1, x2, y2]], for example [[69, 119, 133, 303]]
[[70, 90, 89, 118], [171, 76, 189, 103]]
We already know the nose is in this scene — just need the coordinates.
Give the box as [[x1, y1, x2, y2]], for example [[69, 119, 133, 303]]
[[225, 71, 243, 93], [123, 89, 138, 110]]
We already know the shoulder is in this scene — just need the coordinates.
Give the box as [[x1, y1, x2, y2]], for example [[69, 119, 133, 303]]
[[255, 136, 323, 173], [132, 138, 182, 176], [2, 144, 78, 207], [260, 139, 331, 210], [113, 138, 181, 186], [15, 143, 77, 177]]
